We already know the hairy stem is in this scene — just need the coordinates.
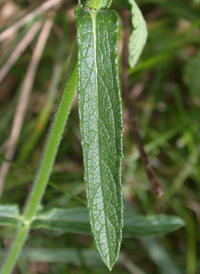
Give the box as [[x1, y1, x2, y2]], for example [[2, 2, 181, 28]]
[[0, 43, 78, 274]]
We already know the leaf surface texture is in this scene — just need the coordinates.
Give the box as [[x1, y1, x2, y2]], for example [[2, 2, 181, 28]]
[[75, 7, 123, 270]]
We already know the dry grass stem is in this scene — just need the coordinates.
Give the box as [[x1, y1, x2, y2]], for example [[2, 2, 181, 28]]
[[0, 0, 63, 42], [0, 18, 54, 197], [0, 21, 42, 83]]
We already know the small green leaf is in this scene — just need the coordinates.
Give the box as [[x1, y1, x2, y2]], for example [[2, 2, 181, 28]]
[[75, 7, 123, 270], [81, 0, 113, 9], [128, 0, 148, 68], [99, 0, 113, 8], [83, 0, 102, 9], [0, 205, 22, 227]]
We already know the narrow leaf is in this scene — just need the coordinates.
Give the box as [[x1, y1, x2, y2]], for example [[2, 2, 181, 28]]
[[123, 213, 185, 238], [30, 207, 185, 238], [75, 7, 123, 270], [0, 205, 22, 227], [128, 0, 148, 68]]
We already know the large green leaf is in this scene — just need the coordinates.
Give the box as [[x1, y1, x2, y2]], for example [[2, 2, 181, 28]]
[[32, 208, 184, 238], [0, 206, 185, 238], [75, 7, 123, 270], [128, 0, 148, 68], [0, 205, 22, 227]]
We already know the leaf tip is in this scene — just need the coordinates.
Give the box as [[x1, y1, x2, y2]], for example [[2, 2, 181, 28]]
[[102, 242, 121, 271], [105, 257, 117, 272]]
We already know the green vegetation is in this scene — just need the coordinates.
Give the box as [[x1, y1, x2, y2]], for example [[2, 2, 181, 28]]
[[75, 7, 123, 269], [0, 0, 199, 273]]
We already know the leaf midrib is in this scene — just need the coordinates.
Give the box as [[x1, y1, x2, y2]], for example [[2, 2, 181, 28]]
[[90, 10, 112, 266]]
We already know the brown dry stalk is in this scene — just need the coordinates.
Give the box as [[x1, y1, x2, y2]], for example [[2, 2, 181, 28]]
[[121, 10, 163, 198]]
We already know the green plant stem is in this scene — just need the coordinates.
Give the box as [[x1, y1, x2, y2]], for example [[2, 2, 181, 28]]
[[0, 43, 78, 274], [0, 227, 29, 274]]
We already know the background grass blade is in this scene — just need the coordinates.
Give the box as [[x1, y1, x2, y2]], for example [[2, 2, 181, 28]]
[[0, 18, 53, 197]]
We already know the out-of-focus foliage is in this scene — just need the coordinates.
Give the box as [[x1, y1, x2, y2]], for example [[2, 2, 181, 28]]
[[184, 49, 200, 100], [0, 0, 200, 273]]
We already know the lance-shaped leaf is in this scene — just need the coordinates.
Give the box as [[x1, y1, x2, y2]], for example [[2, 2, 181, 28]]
[[30, 207, 185, 238], [0, 206, 185, 238], [75, 7, 123, 270], [123, 213, 185, 238], [128, 0, 148, 68]]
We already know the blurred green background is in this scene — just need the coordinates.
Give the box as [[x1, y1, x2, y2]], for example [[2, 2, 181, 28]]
[[0, 0, 200, 273]]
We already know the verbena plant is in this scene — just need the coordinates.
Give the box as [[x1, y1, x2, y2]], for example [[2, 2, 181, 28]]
[[0, 0, 185, 273]]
